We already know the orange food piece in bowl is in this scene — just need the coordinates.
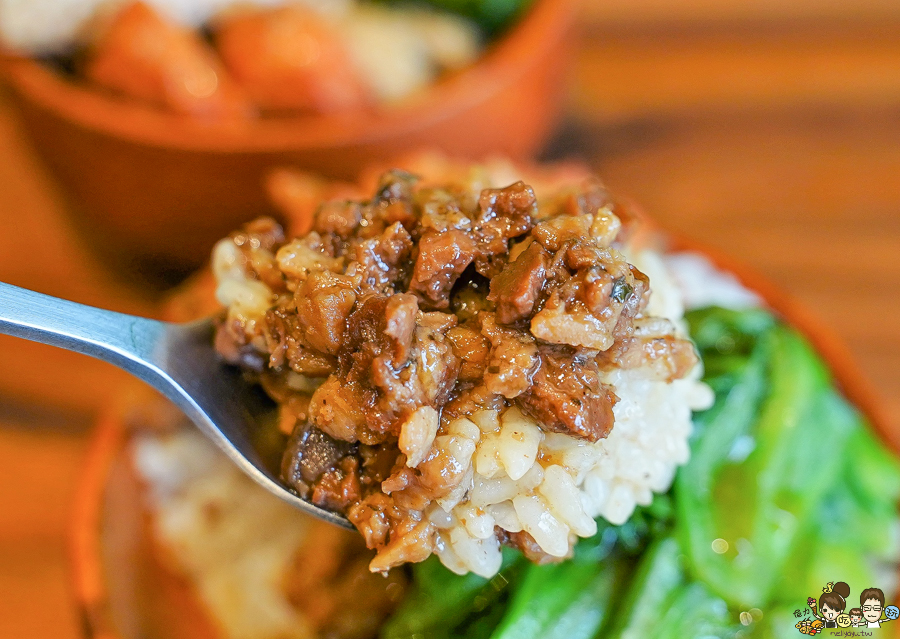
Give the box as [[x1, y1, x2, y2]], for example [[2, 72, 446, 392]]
[[214, 6, 371, 114], [84, 1, 253, 119]]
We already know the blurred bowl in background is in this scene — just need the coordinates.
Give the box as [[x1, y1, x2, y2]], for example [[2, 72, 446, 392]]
[[70, 415, 215, 639], [0, 0, 578, 276]]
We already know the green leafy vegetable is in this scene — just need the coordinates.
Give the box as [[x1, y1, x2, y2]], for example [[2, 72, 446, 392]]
[[678, 324, 854, 607], [487, 554, 620, 639], [605, 536, 738, 639], [683, 307, 900, 630], [381, 548, 522, 639]]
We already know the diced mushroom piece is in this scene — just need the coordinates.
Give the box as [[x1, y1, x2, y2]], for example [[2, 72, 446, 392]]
[[294, 272, 357, 355]]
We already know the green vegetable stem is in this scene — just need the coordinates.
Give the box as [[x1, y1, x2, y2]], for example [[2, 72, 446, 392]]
[[487, 551, 623, 639]]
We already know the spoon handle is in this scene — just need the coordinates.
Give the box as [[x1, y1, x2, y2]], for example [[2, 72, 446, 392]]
[[0, 281, 167, 376]]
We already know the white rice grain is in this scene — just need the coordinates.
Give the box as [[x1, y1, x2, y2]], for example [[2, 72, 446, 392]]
[[496, 407, 542, 481], [512, 494, 570, 558]]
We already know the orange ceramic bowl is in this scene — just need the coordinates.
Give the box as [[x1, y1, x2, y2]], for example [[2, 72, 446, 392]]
[[69, 240, 899, 639], [0, 0, 578, 274]]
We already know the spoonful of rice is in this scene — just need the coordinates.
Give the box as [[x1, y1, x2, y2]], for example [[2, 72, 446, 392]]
[[0, 280, 352, 528]]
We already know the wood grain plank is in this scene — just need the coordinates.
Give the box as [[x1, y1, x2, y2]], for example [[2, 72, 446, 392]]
[[0, 542, 82, 639], [579, 107, 900, 433], [581, 0, 900, 28], [0, 426, 85, 639], [572, 24, 900, 120], [0, 92, 158, 414]]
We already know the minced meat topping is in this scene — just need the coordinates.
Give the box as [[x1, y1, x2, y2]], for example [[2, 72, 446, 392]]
[[212, 169, 698, 573]]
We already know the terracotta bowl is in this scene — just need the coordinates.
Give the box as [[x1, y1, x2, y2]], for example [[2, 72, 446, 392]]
[[0, 0, 578, 274], [69, 240, 900, 639]]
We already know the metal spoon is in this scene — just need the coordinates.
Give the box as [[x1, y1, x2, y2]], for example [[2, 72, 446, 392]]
[[0, 281, 351, 528]]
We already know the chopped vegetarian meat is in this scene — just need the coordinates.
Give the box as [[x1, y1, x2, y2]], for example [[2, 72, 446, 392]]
[[488, 240, 549, 324], [518, 345, 618, 442], [212, 166, 701, 575]]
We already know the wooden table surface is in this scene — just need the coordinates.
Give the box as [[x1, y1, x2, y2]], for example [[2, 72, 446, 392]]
[[2, 6, 900, 638]]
